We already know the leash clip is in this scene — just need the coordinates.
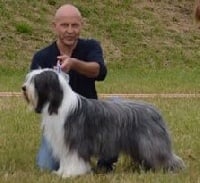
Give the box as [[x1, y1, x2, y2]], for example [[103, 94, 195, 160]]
[[54, 61, 61, 73]]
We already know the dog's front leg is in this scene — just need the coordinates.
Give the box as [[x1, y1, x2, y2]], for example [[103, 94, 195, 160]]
[[53, 167, 64, 177], [57, 151, 91, 178]]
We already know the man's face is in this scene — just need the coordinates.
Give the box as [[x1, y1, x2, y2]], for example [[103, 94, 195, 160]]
[[54, 16, 82, 47]]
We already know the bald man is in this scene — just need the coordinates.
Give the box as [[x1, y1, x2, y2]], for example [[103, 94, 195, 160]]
[[31, 4, 106, 98], [30, 4, 117, 172]]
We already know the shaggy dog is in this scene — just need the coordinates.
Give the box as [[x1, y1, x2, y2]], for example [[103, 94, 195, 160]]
[[22, 69, 185, 178]]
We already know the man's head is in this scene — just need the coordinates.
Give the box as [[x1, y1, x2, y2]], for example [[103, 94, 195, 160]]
[[53, 4, 83, 47]]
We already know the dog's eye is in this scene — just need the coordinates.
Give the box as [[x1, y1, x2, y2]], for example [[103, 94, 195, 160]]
[[22, 85, 26, 91]]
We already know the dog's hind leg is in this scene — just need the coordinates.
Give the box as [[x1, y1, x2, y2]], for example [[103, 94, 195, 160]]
[[164, 153, 185, 172], [129, 134, 169, 171], [130, 137, 185, 172]]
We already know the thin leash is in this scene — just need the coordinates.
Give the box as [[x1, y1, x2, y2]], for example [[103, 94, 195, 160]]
[[54, 61, 61, 73]]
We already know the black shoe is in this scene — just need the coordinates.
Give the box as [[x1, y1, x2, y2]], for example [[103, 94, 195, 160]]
[[96, 157, 118, 173]]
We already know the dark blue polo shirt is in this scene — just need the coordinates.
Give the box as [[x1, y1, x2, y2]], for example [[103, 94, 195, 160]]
[[30, 38, 107, 99]]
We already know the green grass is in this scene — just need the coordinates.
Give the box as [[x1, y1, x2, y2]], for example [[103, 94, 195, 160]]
[[97, 66, 200, 94], [15, 22, 33, 34], [0, 0, 200, 182], [0, 97, 199, 183]]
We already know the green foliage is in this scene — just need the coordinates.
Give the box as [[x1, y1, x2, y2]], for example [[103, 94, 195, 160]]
[[15, 22, 33, 34]]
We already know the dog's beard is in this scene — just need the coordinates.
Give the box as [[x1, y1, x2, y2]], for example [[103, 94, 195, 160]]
[[23, 84, 38, 110], [23, 90, 30, 103]]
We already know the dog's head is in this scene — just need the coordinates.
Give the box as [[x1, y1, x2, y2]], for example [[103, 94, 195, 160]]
[[22, 69, 65, 115]]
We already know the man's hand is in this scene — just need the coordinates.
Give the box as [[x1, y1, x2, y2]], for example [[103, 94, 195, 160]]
[[57, 55, 74, 73], [57, 55, 100, 78]]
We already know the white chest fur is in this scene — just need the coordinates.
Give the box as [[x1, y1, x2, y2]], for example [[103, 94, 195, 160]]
[[42, 110, 67, 160]]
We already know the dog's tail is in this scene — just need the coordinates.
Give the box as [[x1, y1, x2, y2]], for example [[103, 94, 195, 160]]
[[165, 153, 186, 172]]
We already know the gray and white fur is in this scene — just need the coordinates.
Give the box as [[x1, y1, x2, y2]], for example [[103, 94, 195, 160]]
[[22, 69, 185, 178]]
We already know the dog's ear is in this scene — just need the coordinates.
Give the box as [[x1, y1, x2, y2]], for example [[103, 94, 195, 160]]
[[34, 73, 48, 114], [46, 72, 64, 115], [48, 82, 63, 115], [34, 71, 63, 115]]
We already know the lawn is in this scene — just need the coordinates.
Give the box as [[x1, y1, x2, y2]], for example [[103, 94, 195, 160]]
[[0, 97, 199, 183]]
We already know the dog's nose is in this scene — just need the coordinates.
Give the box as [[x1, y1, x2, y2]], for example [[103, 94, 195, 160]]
[[22, 85, 26, 91]]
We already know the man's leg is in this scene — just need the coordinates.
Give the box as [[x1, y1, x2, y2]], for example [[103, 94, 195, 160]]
[[97, 156, 118, 172], [36, 136, 59, 171]]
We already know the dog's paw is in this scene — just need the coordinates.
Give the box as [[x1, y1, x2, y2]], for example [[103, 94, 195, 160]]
[[62, 173, 72, 178], [52, 169, 63, 176], [52, 168, 72, 178]]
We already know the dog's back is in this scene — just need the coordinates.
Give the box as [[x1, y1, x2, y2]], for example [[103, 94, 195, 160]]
[[64, 96, 185, 172]]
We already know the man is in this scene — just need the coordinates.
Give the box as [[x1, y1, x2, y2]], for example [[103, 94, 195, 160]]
[[30, 4, 117, 172]]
